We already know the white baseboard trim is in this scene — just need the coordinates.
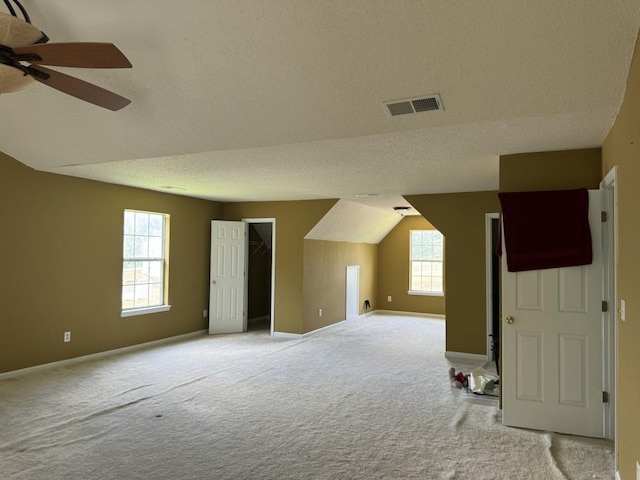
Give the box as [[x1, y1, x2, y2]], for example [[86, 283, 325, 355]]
[[273, 318, 350, 340], [445, 351, 487, 362], [272, 331, 304, 339], [303, 320, 346, 337], [273, 311, 443, 339], [375, 309, 446, 320], [615, 470, 621, 480], [0, 329, 207, 380]]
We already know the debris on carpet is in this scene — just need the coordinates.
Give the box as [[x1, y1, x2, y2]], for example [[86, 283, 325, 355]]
[[449, 366, 499, 397]]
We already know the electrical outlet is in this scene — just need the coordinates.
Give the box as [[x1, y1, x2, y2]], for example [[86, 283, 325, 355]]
[[63, 331, 71, 343], [621, 299, 626, 321], [387, 295, 392, 302], [319, 308, 323, 317], [203, 309, 208, 318]]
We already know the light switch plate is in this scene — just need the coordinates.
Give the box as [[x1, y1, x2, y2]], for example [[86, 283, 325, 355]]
[[621, 299, 626, 321]]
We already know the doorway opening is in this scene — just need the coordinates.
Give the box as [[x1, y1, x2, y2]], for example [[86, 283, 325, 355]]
[[485, 213, 500, 370], [244, 218, 276, 335], [346, 265, 360, 321]]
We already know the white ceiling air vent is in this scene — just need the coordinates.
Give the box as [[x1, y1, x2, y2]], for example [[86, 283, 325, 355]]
[[383, 94, 444, 117]]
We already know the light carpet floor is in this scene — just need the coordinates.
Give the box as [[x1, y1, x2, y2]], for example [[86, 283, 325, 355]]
[[0, 313, 614, 479]]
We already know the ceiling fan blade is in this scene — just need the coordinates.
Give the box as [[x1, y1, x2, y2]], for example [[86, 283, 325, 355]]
[[13, 43, 132, 68], [29, 65, 131, 111]]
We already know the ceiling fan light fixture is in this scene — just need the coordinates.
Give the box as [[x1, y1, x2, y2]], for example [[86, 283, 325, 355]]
[[0, 12, 45, 93], [0, 9, 132, 110], [0, 62, 33, 91], [0, 12, 43, 47]]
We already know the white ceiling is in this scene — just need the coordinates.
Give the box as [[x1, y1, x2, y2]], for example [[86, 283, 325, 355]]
[[1, 1, 639, 214]]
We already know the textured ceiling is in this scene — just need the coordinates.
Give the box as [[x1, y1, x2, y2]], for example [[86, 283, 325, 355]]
[[1, 1, 639, 217]]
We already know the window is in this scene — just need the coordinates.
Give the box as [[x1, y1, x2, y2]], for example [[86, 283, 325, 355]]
[[409, 229, 444, 295], [121, 210, 170, 316]]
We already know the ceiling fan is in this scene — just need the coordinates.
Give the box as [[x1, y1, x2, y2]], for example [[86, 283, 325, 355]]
[[0, 0, 132, 110]]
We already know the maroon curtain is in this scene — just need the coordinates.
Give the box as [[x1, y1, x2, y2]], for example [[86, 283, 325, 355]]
[[497, 188, 592, 272]]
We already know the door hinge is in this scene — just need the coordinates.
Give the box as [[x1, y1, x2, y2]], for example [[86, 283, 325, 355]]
[[603, 391, 609, 403], [601, 211, 608, 222], [602, 300, 608, 312]]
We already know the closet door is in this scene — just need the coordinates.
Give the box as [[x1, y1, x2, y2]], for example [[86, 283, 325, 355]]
[[209, 221, 246, 334]]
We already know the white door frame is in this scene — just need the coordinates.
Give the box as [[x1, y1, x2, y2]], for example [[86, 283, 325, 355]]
[[346, 265, 360, 321], [600, 166, 618, 445], [485, 213, 500, 361], [243, 218, 276, 336]]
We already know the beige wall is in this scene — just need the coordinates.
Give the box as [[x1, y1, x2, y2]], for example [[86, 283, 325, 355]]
[[0, 154, 221, 373], [222, 200, 337, 334], [303, 240, 377, 333], [377, 216, 445, 316], [602, 29, 640, 480], [404, 192, 500, 355], [500, 148, 602, 191]]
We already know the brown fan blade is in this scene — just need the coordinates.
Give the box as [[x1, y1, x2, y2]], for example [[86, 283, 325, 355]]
[[13, 43, 132, 68], [29, 65, 131, 111]]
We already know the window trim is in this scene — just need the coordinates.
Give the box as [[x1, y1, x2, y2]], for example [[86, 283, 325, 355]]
[[121, 305, 171, 318], [409, 229, 444, 296], [121, 209, 171, 316], [407, 289, 444, 297]]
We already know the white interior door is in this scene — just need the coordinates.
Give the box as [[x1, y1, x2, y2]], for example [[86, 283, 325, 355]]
[[209, 221, 246, 334], [502, 190, 603, 437], [346, 265, 359, 321]]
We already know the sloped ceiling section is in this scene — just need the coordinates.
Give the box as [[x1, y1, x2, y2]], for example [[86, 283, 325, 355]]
[[305, 197, 415, 244]]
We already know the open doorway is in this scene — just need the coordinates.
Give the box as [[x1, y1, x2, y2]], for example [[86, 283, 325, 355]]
[[346, 265, 360, 321], [244, 218, 276, 335], [486, 213, 500, 370]]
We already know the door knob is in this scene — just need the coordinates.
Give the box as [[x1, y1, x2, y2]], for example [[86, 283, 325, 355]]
[[506, 315, 515, 325]]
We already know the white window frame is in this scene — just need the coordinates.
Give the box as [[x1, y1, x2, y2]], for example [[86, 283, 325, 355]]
[[121, 209, 171, 317], [408, 229, 444, 296]]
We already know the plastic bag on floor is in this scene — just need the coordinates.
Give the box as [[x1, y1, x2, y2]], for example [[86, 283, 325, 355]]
[[468, 367, 499, 395]]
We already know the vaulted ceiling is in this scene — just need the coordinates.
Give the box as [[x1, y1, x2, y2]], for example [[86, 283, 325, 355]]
[[1, 1, 639, 217]]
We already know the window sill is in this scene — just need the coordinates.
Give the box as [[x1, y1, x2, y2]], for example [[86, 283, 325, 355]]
[[408, 290, 444, 297], [121, 305, 172, 318]]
